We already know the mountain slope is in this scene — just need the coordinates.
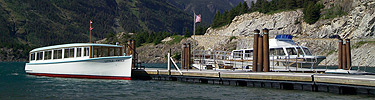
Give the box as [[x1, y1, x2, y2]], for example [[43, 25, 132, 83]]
[[0, 0, 192, 61], [167, 0, 243, 24]]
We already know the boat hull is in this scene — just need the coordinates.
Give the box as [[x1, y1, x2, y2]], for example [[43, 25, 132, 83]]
[[25, 56, 132, 80]]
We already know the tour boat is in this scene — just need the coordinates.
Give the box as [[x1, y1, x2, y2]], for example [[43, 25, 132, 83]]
[[192, 34, 326, 70], [25, 43, 132, 80], [230, 34, 326, 68]]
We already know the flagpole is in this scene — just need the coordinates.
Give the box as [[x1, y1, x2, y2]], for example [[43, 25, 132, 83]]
[[89, 20, 92, 43], [193, 12, 195, 40]]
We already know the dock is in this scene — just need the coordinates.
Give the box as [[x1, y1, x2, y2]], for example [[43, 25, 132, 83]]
[[132, 69, 375, 95]]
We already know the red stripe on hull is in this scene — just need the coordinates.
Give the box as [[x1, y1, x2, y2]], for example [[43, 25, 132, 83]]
[[27, 73, 131, 80]]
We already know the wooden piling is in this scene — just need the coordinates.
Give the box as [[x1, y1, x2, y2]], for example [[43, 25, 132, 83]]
[[338, 39, 343, 69], [127, 40, 131, 56], [342, 42, 347, 70], [182, 44, 186, 69], [187, 43, 191, 69], [253, 30, 260, 72], [131, 40, 136, 68], [257, 35, 263, 72], [345, 39, 351, 70], [263, 28, 270, 72]]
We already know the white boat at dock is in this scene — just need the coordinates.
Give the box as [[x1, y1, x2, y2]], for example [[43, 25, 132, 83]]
[[25, 43, 132, 80], [192, 34, 326, 71]]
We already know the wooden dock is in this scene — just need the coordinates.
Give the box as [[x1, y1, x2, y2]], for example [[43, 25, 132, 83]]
[[132, 69, 375, 95]]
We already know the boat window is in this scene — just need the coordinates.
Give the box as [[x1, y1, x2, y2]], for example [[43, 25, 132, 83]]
[[109, 48, 115, 56], [270, 49, 275, 56], [244, 50, 252, 57], [37, 51, 43, 60], [115, 48, 121, 56], [92, 46, 123, 58], [103, 48, 108, 57], [303, 48, 312, 55], [286, 48, 297, 55], [296, 47, 304, 56], [44, 50, 52, 60], [64, 48, 74, 58], [233, 51, 243, 58], [54, 49, 62, 59], [77, 47, 82, 57], [270, 48, 285, 56], [84, 47, 89, 57], [31, 53, 36, 61]]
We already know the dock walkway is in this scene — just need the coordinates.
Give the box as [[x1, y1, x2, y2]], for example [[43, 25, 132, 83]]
[[132, 69, 375, 95]]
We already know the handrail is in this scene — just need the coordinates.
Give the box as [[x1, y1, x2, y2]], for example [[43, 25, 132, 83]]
[[170, 56, 183, 75], [167, 52, 182, 75]]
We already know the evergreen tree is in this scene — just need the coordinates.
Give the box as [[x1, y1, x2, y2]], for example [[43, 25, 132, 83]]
[[303, 2, 323, 24]]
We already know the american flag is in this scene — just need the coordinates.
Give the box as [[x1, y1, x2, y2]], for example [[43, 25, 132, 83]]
[[195, 14, 201, 23], [90, 20, 93, 30]]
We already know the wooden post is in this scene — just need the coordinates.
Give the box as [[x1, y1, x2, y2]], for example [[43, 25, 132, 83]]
[[257, 35, 263, 72], [182, 44, 186, 69], [338, 39, 343, 69], [187, 43, 191, 69], [263, 28, 270, 72], [342, 42, 347, 70], [253, 29, 260, 72], [345, 39, 351, 70], [127, 40, 131, 56]]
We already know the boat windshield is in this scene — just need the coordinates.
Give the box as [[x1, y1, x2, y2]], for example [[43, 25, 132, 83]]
[[303, 48, 312, 55]]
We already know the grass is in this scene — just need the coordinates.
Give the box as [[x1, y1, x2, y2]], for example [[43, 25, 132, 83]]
[[326, 50, 336, 56], [166, 35, 185, 45], [353, 40, 375, 48], [229, 36, 237, 41]]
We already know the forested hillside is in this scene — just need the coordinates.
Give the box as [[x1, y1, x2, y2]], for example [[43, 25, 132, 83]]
[[166, 0, 243, 24], [0, 0, 192, 61]]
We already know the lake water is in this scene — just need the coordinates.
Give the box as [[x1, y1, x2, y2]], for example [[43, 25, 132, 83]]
[[0, 62, 374, 100]]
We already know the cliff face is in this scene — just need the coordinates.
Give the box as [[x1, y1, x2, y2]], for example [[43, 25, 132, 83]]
[[206, 0, 375, 39]]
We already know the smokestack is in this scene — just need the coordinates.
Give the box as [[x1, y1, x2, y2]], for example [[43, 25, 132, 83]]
[[263, 28, 270, 72], [253, 29, 260, 72]]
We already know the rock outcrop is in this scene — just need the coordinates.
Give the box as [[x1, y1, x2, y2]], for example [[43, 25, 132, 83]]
[[206, 0, 375, 39]]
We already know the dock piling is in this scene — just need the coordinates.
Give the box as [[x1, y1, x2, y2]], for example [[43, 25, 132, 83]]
[[342, 41, 347, 70], [263, 28, 270, 72], [257, 35, 263, 72], [338, 39, 343, 69], [345, 39, 351, 70], [253, 29, 260, 72]]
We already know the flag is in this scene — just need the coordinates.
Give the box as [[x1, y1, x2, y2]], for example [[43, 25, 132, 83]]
[[195, 14, 201, 23], [90, 20, 93, 30]]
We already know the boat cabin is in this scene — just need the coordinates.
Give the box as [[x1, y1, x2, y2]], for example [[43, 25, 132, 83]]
[[29, 43, 124, 63], [231, 34, 313, 59]]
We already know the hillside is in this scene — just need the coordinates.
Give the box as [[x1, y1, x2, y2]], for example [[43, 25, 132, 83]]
[[0, 0, 192, 61], [167, 0, 243, 24]]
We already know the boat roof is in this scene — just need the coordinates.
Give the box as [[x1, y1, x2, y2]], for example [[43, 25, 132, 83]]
[[30, 43, 122, 52]]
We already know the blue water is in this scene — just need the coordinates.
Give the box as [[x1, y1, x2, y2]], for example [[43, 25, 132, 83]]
[[1, 62, 374, 100]]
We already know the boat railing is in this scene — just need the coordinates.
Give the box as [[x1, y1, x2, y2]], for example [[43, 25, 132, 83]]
[[191, 49, 321, 71]]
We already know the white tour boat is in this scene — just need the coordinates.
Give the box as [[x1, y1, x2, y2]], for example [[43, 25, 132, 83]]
[[230, 34, 326, 68], [25, 43, 132, 80], [192, 34, 326, 70]]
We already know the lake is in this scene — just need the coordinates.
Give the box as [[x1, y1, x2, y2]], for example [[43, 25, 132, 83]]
[[0, 62, 373, 100]]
